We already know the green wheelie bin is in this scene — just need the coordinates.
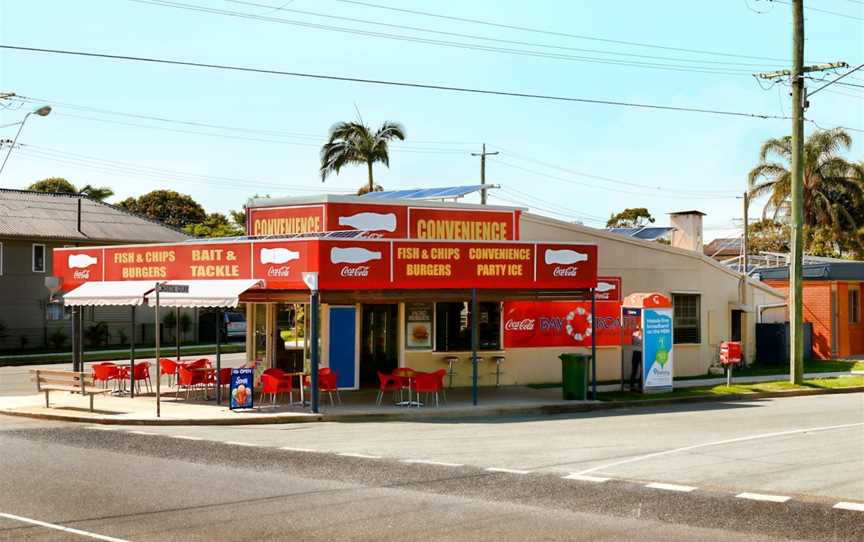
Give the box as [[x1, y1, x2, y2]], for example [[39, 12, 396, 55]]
[[559, 353, 590, 400]]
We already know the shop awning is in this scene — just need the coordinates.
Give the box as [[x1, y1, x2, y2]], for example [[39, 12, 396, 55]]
[[143, 279, 264, 308], [62, 281, 157, 306]]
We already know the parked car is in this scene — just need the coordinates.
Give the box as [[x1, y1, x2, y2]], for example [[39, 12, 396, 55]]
[[225, 312, 246, 340], [198, 311, 247, 343]]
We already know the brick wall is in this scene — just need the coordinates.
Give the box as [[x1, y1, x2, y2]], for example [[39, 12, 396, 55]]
[[838, 282, 864, 357], [763, 279, 833, 359]]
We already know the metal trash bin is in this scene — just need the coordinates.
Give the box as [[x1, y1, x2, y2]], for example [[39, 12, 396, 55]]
[[559, 353, 590, 400]]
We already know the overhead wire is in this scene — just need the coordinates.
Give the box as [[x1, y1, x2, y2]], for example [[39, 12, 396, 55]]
[[0, 46, 795, 122], [767, 0, 864, 21]]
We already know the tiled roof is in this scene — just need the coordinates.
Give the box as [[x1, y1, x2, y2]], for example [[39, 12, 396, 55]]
[[755, 261, 864, 281], [0, 189, 189, 243]]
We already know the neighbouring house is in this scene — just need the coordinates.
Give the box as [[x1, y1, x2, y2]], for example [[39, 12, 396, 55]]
[[704, 237, 742, 262], [755, 261, 864, 359], [0, 189, 192, 351]]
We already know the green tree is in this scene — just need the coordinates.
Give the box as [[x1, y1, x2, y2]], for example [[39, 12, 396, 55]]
[[748, 128, 863, 255], [748, 219, 790, 254], [28, 177, 77, 193], [183, 212, 244, 238], [27, 178, 114, 201], [118, 190, 206, 228], [320, 119, 405, 193], [606, 207, 655, 228]]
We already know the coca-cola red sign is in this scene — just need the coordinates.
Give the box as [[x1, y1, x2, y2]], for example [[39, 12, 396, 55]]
[[504, 318, 535, 331], [503, 300, 629, 348]]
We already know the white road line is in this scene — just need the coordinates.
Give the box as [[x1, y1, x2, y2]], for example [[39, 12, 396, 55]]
[[0, 512, 129, 542], [645, 482, 697, 492], [400, 459, 464, 467], [575, 422, 864, 476], [485, 467, 531, 474], [337, 452, 382, 459], [563, 474, 610, 483], [86, 426, 117, 431], [833, 502, 864, 512], [127, 430, 156, 436], [170, 435, 204, 441], [736, 492, 791, 503], [223, 441, 259, 447], [280, 446, 319, 453]]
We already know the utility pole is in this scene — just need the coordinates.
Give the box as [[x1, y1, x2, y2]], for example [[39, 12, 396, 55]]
[[742, 191, 750, 277], [754, 1, 847, 385], [471, 143, 498, 205]]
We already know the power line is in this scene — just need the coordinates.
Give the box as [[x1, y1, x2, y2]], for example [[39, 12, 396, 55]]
[[766, 0, 864, 20], [121, 0, 762, 76], [328, 0, 799, 63], [808, 63, 864, 96], [0, 45, 794, 121]]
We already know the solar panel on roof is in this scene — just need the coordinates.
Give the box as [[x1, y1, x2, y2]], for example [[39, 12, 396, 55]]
[[632, 227, 674, 240], [360, 185, 490, 200]]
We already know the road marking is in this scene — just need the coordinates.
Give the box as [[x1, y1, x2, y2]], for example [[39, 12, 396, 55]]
[[171, 435, 204, 441], [645, 482, 697, 492], [563, 474, 610, 483], [575, 422, 864, 476], [485, 467, 531, 474], [834, 501, 864, 512], [400, 459, 464, 467], [338, 452, 382, 459], [86, 426, 117, 431], [127, 430, 156, 436], [0, 512, 129, 542], [736, 492, 790, 503], [280, 446, 319, 453], [224, 441, 259, 447]]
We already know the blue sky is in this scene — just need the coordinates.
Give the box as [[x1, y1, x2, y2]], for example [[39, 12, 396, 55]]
[[1, 0, 862, 240]]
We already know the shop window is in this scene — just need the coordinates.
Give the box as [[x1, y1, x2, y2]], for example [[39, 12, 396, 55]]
[[32, 243, 46, 273], [672, 293, 701, 344], [405, 302, 433, 350], [435, 301, 501, 352], [46, 301, 71, 321], [850, 288, 861, 325]]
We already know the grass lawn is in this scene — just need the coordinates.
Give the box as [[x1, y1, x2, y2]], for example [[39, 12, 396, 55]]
[[596, 375, 864, 402], [0, 343, 246, 366]]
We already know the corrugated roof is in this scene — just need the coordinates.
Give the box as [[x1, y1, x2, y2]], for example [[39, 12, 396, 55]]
[[755, 261, 864, 281], [0, 189, 190, 243], [607, 226, 674, 241]]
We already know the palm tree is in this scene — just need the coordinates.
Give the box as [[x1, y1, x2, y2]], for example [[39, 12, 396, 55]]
[[320, 120, 405, 193], [79, 184, 114, 201], [748, 128, 863, 245]]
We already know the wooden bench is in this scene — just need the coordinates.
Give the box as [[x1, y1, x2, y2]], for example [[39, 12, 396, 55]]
[[31, 369, 113, 412]]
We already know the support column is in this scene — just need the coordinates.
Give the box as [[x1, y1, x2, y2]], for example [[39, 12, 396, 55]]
[[175, 306, 181, 362], [591, 289, 597, 400], [71, 306, 80, 373], [130, 306, 136, 398], [216, 309, 223, 405], [471, 288, 479, 406], [245, 302, 255, 363], [310, 292, 320, 413]]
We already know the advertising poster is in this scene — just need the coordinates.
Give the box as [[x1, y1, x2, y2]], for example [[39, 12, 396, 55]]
[[642, 308, 674, 392], [405, 302, 433, 349], [229, 368, 254, 410], [503, 301, 625, 348]]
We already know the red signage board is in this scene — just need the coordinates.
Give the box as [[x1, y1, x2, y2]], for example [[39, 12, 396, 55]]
[[248, 205, 324, 236], [246, 202, 520, 240], [594, 277, 621, 302], [54, 239, 596, 292], [503, 300, 624, 348]]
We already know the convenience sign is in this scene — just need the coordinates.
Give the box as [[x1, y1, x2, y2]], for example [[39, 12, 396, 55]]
[[54, 239, 596, 292]]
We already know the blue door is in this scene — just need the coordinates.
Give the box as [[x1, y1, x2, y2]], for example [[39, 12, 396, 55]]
[[328, 306, 357, 389]]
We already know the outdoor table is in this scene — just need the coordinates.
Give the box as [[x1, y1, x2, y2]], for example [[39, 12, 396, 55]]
[[393, 369, 423, 408], [188, 366, 217, 399], [285, 371, 305, 406]]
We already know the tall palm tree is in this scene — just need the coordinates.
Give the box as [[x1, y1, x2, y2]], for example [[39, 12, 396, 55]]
[[320, 120, 405, 193], [79, 184, 114, 201], [748, 128, 863, 239]]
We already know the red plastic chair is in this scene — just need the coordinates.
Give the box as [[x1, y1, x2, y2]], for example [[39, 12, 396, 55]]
[[376, 371, 400, 406], [303, 368, 341, 406], [131, 362, 152, 394], [159, 358, 178, 387], [92, 363, 120, 391], [260, 373, 294, 405], [176, 364, 206, 400], [413, 371, 445, 407], [217, 368, 232, 391]]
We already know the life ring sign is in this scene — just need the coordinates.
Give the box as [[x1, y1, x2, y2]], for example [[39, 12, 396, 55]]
[[565, 306, 593, 342]]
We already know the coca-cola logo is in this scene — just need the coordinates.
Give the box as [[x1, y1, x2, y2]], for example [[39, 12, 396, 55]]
[[73, 269, 91, 280], [267, 266, 291, 277], [340, 266, 370, 277], [552, 266, 580, 277], [505, 318, 535, 331]]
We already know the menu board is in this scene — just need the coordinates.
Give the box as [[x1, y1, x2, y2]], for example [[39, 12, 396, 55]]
[[405, 302, 433, 349]]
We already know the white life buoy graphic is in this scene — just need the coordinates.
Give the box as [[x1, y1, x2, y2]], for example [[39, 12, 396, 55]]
[[564, 307, 593, 342]]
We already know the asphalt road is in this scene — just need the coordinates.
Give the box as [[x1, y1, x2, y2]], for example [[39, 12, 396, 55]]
[[0, 394, 862, 541]]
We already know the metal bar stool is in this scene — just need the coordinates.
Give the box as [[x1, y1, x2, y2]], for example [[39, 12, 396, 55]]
[[490, 355, 505, 387], [442, 356, 459, 388]]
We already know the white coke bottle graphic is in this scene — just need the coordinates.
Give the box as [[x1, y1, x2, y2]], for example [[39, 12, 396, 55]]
[[338, 212, 397, 232], [260, 248, 300, 264], [330, 247, 382, 264], [544, 249, 588, 265], [68, 254, 98, 269], [596, 281, 615, 293]]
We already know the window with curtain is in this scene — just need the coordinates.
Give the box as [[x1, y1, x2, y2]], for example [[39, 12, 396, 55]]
[[672, 293, 701, 344], [850, 288, 861, 325], [435, 301, 501, 351], [32, 244, 46, 273]]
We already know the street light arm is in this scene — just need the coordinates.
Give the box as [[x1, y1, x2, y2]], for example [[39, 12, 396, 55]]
[[0, 111, 32, 178]]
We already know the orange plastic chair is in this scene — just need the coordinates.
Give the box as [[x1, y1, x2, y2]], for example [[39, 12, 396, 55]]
[[303, 368, 341, 406], [260, 373, 294, 405], [376, 371, 400, 406], [131, 362, 152, 394], [91, 363, 120, 391], [413, 371, 445, 407], [159, 358, 179, 387], [176, 364, 206, 400]]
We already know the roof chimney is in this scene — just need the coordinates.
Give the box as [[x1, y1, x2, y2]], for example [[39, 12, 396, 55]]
[[669, 210, 705, 252]]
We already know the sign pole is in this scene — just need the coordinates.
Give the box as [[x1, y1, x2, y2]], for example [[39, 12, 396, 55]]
[[216, 309, 222, 405], [590, 289, 597, 400], [471, 288, 479, 406], [154, 283, 161, 418], [175, 306, 181, 362], [129, 306, 136, 398], [310, 290, 320, 414]]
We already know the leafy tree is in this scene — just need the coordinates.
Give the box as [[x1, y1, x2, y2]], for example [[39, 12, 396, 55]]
[[118, 190, 206, 228], [27, 178, 114, 201], [748, 128, 863, 255], [606, 207, 655, 228], [229, 209, 246, 230], [320, 119, 405, 193], [183, 212, 244, 238], [28, 177, 77, 193], [747, 219, 790, 254]]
